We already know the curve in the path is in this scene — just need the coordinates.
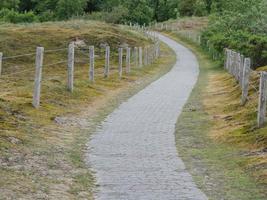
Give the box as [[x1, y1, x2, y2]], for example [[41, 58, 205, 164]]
[[86, 33, 207, 200]]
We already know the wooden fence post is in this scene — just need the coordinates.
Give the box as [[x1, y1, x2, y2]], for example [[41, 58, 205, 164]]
[[104, 46, 110, 78], [224, 48, 228, 70], [257, 72, 267, 128], [241, 58, 251, 105], [33, 47, 44, 108], [235, 53, 240, 81], [89, 46, 95, 82], [126, 47, 131, 74], [148, 46, 151, 64], [67, 42, 75, 92], [227, 49, 231, 72], [0, 52, 2, 76], [134, 47, 138, 68], [230, 51, 234, 75], [118, 48, 123, 78], [144, 47, 148, 66], [139, 47, 143, 67], [158, 43, 161, 58], [239, 54, 244, 87], [152, 45, 155, 63]]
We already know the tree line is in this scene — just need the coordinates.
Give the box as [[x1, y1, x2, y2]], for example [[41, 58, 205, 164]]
[[0, 0, 257, 24], [0, 0, 266, 68]]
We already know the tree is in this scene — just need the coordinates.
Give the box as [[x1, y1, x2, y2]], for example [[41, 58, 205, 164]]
[[179, 0, 196, 16], [18, 0, 36, 12], [193, 0, 207, 16], [123, 0, 153, 24], [0, 0, 20, 10], [56, 0, 87, 20]]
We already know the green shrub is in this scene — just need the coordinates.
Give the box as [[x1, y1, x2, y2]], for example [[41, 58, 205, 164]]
[[56, 0, 87, 20], [38, 10, 56, 22], [81, 6, 129, 24], [201, 30, 267, 69], [0, 9, 38, 23], [193, 0, 208, 16], [105, 6, 129, 24], [202, 0, 267, 69], [82, 12, 107, 21]]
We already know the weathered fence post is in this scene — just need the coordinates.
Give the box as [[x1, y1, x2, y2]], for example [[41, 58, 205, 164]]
[[134, 47, 138, 68], [126, 47, 131, 74], [67, 42, 75, 92], [139, 47, 143, 67], [0, 52, 2, 76], [235, 53, 241, 82], [118, 48, 123, 78], [257, 72, 267, 128], [156, 42, 160, 59], [239, 54, 244, 87], [89, 46, 95, 82], [198, 35, 201, 45], [148, 46, 151, 65], [104, 46, 110, 78], [230, 51, 234, 75], [33, 47, 44, 108], [144, 47, 148, 66], [241, 58, 251, 105], [226, 49, 231, 72], [224, 48, 229, 70]]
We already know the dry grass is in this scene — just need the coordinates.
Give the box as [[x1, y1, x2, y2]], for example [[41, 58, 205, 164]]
[[0, 20, 176, 199], [204, 72, 267, 185], [163, 22, 266, 199]]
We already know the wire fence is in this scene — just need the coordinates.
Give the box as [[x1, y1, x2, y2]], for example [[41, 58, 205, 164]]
[[0, 32, 161, 109], [149, 21, 267, 128]]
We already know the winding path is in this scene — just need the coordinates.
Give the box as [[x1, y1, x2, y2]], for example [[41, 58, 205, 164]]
[[86, 34, 207, 200]]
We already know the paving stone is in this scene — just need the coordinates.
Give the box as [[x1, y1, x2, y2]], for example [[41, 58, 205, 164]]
[[86, 33, 208, 200]]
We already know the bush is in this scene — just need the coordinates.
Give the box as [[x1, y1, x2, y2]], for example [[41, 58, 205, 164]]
[[193, 0, 208, 16], [202, 0, 267, 69], [105, 6, 129, 24], [82, 12, 107, 21], [56, 0, 87, 20], [38, 10, 56, 22], [201, 30, 267, 69], [82, 6, 129, 24], [0, 9, 38, 23]]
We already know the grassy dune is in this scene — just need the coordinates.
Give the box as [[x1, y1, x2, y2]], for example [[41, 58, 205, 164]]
[[0, 20, 176, 199]]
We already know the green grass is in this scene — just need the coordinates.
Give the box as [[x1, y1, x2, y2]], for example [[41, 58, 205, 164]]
[[0, 20, 176, 199], [163, 31, 267, 199]]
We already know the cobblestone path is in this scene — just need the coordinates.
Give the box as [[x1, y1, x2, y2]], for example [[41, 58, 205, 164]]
[[86, 33, 208, 200]]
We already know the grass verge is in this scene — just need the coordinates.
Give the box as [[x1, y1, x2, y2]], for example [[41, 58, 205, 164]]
[[0, 20, 176, 199], [163, 31, 267, 200]]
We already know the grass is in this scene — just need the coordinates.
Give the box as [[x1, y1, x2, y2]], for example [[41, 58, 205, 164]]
[[0, 20, 176, 199], [163, 31, 267, 199]]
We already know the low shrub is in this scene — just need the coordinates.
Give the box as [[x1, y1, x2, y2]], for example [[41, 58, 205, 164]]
[[0, 9, 38, 23]]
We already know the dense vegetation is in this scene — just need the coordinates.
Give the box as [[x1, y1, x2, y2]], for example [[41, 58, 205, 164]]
[[201, 0, 267, 68], [0, 0, 245, 24], [0, 0, 266, 67]]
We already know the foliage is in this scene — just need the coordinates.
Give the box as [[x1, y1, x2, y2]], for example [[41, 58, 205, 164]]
[[124, 0, 153, 24], [193, 0, 208, 16], [201, 0, 267, 68], [0, 0, 20, 10], [0, 8, 38, 23], [152, 0, 179, 22], [56, 0, 87, 20], [105, 5, 129, 24]]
